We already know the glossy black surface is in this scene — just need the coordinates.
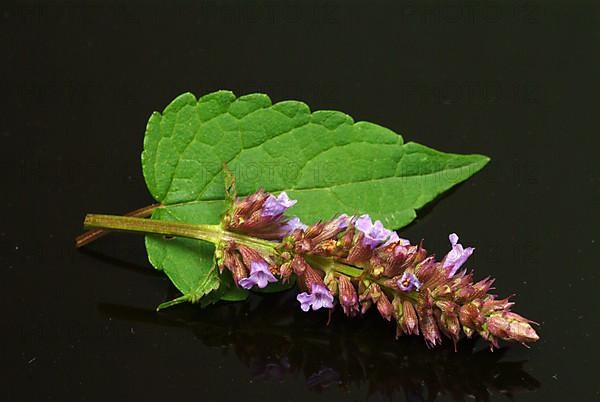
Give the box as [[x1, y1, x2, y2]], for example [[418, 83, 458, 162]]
[[1, 2, 598, 401]]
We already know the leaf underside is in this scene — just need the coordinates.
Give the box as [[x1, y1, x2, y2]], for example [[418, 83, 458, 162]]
[[141, 90, 490, 302]]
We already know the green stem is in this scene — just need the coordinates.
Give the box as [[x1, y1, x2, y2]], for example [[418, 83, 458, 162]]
[[83, 214, 365, 278], [306, 255, 363, 278], [84, 214, 223, 243], [76, 204, 161, 248]]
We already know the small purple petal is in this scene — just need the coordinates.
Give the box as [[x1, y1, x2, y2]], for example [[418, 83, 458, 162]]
[[355, 214, 395, 248], [382, 231, 410, 247], [449, 233, 459, 246], [311, 284, 334, 309], [443, 233, 475, 277], [296, 292, 313, 311], [333, 214, 353, 230], [281, 216, 308, 234], [397, 272, 422, 292], [262, 192, 297, 217], [355, 214, 373, 233], [383, 231, 399, 246], [238, 261, 277, 289], [312, 297, 325, 310], [296, 284, 334, 311], [238, 277, 256, 289]]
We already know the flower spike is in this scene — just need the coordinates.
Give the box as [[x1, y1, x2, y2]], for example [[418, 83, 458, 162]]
[[217, 188, 540, 349]]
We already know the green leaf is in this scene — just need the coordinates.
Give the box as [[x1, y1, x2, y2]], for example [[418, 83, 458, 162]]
[[142, 90, 489, 303], [145, 204, 226, 300], [199, 271, 249, 307]]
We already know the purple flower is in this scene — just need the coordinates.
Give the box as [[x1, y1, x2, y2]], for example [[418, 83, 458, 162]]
[[297, 284, 334, 312], [443, 233, 475, 277], [354, 214, 395, 248], [382, 231, 410, 247], [333, 214, 353, 230], [397, 271, 422, 292], [262, 192, 297, 217], [238, 261, 278, 289], [281, 216, 307, 234]]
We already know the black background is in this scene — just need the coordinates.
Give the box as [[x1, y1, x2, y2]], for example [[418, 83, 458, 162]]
[[1, 1, 599, 401]]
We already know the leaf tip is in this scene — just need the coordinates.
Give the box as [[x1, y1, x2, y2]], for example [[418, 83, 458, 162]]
[[472, 153, 492, 171]]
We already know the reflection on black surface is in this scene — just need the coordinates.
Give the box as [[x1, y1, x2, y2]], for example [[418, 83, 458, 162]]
[[79, 247, 164, 277], [99, 291, 539, 401]]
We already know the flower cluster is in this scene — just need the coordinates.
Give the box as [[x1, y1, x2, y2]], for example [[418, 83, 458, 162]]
[[220, 189, 539, 349], [223, 189, 305, 240]]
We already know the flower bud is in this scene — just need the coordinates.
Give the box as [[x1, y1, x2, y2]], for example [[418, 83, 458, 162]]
[[309, 214, 352, 244], [358, 283, 374, 314], [400, 301, 419, 335], [462, 326, 475, 338], [413, 256, 436, 282], [304, 221, 324, 238], [454, 285, 476, 303], [370, 242, 406, 277], [232, 189, 268, 219], [404, 243, 427, 266], [279, 262, 292, 283], [503, 311, 536, 324], [299, 263, 326, 293], [438, 312, 461, 347], [311, 239, 339, 257], [339, 225, 355, 251], [435, 299, 457, 314], [324, 271, 338, 295], [392, 243, 409, 261], [338, 275, 359, 317], [487, 312, 539, 344], [487, 314, 510, 339], [376, 293, 394, 321], [419, 310, 442, 348], [367, 283, 383, 301], [291, 254, 309, 276], [433, 284, 452, 298], [360, 299, 372, 315], [236, 243, 267, 268], [223, 249, 248, 286], [508, 320, 539, 344], [368, 252, 386, 278], [346, 232, 373, 263], [459, 302, 484, 329], [294, 238, 313, 254], [482, 296, 514, 313], [471, 277, 495, 300]]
